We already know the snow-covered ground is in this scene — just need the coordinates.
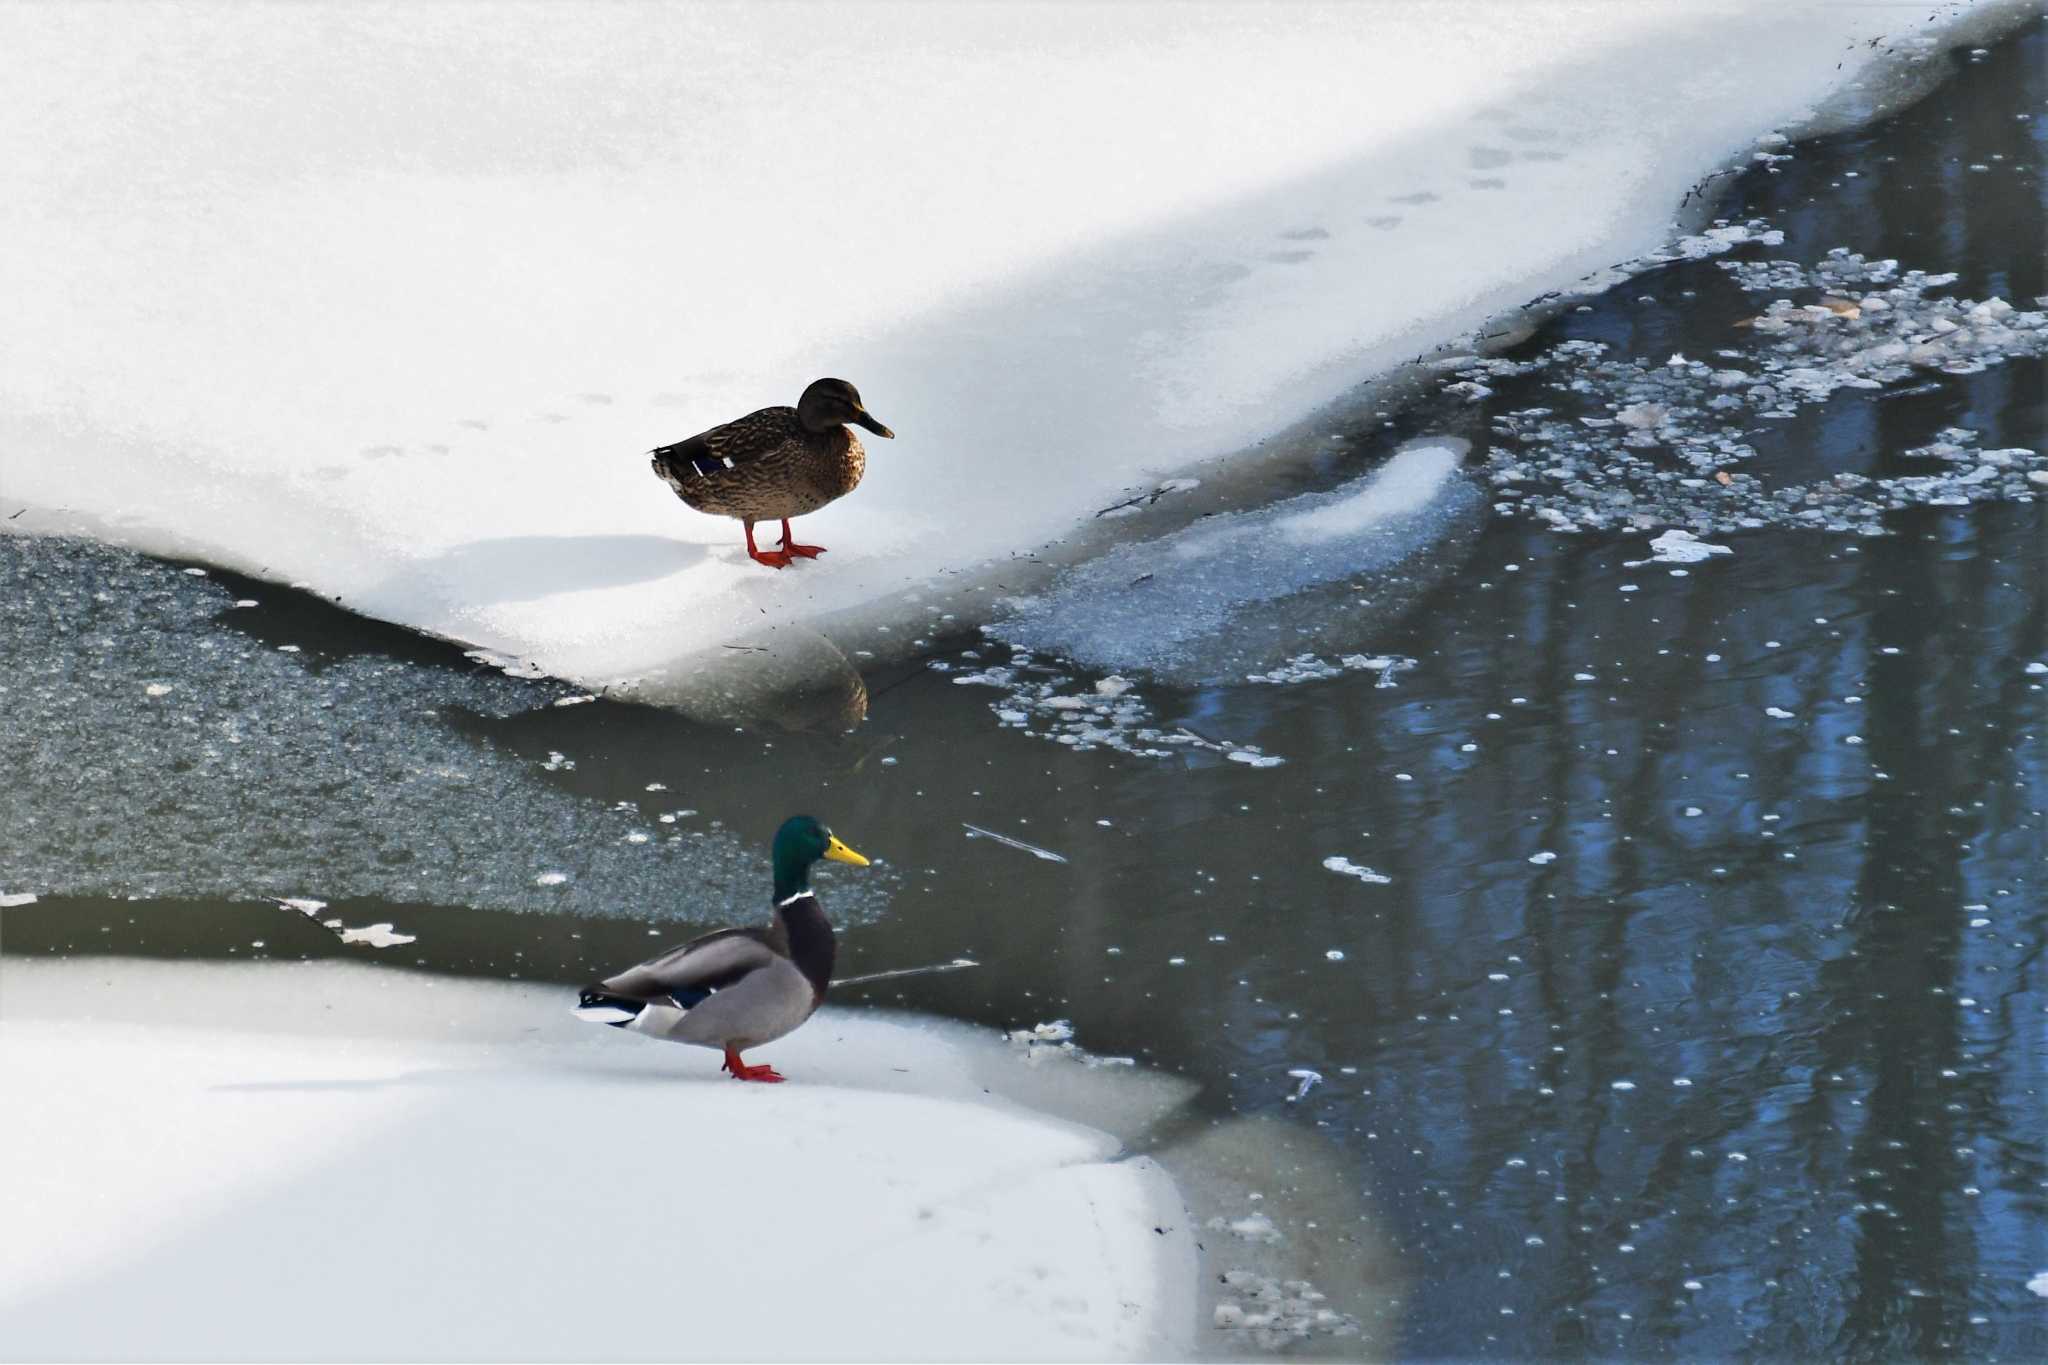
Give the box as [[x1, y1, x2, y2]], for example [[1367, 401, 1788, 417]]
[[0, 958, 1196, 1360], [1, 1, 2010, 701]]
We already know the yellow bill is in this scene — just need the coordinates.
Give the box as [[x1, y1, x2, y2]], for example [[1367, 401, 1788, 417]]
[[824, 835, 870, 867]]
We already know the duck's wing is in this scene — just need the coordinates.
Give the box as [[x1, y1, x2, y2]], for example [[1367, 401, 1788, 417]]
[[598, 927, 781, 1009], [649, 406, 798, 479]]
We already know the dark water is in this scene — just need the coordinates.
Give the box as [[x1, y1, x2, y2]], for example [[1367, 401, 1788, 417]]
[[6, 20, 2046, 1362]]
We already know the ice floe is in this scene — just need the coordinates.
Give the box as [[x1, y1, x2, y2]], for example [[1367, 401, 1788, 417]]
[[0, 958, 1194, 1360], [0, 2, 1986, 696], [992, 438, 1479, 685]]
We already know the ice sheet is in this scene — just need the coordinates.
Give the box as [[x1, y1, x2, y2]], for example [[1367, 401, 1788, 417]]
[[0, 1, 2000, 696], [0, 958, 1196, 1361], [991, 439, 1481, 682]]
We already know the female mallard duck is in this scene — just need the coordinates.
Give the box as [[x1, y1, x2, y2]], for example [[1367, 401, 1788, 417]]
[[649, 378, 894, 568], [575, 815, 870, 1081]]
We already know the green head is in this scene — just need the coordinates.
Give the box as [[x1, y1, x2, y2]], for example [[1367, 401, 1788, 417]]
[[771, 815, 870, 903]]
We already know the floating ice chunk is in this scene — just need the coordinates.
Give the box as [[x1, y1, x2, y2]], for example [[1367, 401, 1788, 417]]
[[1765, 706, 1796, 719], [333, 922, 417, 948], [535, 871, 570, 886], [952, 647, 1274, 764], [268, 896, 328, 917], [0, 891, 39, 908], [1611, 1080, 1636, 1092], [1326, 949, 1347, 962], [962, 823, 1069, 863], [1285, 1070, 1323, 1102], [2029, 1270, 2048, 1299], [2026, 662, 2047, 675], [1626, 530, 1733, 566], [1527, 851, 1557, 865], [1323, 857, 1391, 885], [1005, 1018, 1133, 1069], [1213, 1212, 1284, 1245]]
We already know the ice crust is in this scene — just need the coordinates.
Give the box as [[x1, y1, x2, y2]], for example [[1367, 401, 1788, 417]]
[[0, 534, 891, 924], [0, 958, 1196, 1360], [0, 1, 1972, 696], [992, 439, 1481, 684]]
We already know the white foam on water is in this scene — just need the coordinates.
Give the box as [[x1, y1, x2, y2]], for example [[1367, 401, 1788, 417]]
[[0, 1, 1978, 697]]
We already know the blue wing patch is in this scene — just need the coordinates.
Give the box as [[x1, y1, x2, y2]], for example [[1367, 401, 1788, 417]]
[[669, 985, 715, 1010]]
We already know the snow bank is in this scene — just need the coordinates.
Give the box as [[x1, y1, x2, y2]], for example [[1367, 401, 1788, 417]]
[[0, 2, 2000, 697], [0, 958, 1194, 1361]]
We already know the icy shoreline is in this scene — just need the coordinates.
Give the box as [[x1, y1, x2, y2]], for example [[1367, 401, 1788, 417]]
[[2, 1, 2030, 704], [0, 958, 1198, 1360]]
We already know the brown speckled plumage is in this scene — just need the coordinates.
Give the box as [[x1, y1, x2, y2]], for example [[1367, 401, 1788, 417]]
[[648, 377, 891, 567]]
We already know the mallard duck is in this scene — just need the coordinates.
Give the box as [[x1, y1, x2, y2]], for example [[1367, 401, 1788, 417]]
[[574, 815, 870, 1081], [650, 378, 894, 568]]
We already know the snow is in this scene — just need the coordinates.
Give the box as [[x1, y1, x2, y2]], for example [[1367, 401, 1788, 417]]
[[0, 958, 1195, 1360], [0, 0, 1981, 699]]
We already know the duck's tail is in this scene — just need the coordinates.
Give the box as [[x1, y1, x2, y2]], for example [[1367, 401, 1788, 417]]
[[574, 986, 645, 1027]]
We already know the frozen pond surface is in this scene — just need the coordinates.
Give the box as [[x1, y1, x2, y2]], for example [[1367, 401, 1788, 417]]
[[5, 15, 2047, 1363]]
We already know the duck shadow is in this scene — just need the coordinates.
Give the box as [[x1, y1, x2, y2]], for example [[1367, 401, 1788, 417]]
[[383, 533, 708, 606]]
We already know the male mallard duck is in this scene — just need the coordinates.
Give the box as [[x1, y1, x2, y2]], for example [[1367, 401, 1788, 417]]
[[649, 378, 894, 568], [574, 815, 870, 1081]]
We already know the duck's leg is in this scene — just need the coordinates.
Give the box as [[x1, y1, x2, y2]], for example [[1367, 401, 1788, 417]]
[[744, 520, 792, 569], [777, 520, 826, 560], [721, 1046, 786, 1083]]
